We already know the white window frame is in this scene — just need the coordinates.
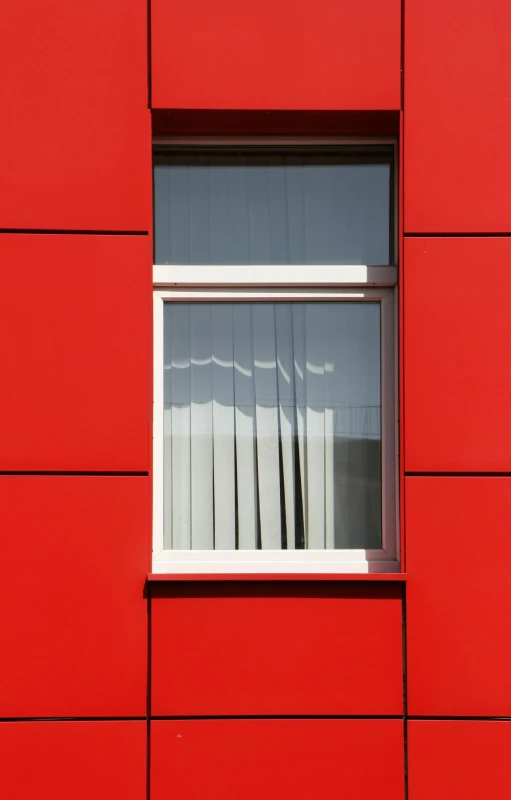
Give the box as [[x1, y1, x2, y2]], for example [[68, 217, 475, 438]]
[[153, 272, 398, 574], [152, 139, 399, 574]]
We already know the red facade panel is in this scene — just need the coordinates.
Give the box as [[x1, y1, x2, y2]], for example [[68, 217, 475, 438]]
[[0, 235, 150, 472], [151, 719, 404, 800], [1, 2, 151, 231], [151, 0, 401, 110], [151, 584, 403, 716], [404, 238, 511, 472], [408, 721, 511, 800], [0, 721, 146, 799], [0, 477, 149, 717], [404, 0, 511, 232], [406, 477, 511, 716]]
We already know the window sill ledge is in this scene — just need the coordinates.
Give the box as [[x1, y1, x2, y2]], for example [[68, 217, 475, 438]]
[[147, 572, 406, 582]]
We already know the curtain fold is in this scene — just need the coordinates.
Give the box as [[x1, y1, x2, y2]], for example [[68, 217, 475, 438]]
[[190, 305, 213, 548], [233, 305, 258, 549], [163, 302, 381, 551], [212, 305, 236, 549]]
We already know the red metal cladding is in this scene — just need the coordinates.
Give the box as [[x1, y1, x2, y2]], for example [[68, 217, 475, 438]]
[[0, 235, 150, 472], [405, 0, 511, 232], [151, 0, 401, 110], [406, 477, 511, 716], [408, 721, 511, 800], [0, 722, 146, 800], [151, 719, 404, 800], [151, 583, 403, 716], [1, 2, 151, 231], [404, 238, 511, 472], [0, 477, 150, 717]]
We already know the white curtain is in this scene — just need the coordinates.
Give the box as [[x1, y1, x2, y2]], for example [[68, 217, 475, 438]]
[[163, 302, 381, 551], [154, 156, 391, 266]]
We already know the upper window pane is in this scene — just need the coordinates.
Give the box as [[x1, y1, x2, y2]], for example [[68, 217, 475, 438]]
[[154, 147, 393, 266]]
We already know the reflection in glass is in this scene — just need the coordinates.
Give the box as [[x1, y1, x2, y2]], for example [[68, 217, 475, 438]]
[[163, 302, 381, 551]]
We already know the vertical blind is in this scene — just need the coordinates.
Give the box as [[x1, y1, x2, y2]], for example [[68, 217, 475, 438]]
[[163, 302, 381, 551], [154, 148, 392, 266]]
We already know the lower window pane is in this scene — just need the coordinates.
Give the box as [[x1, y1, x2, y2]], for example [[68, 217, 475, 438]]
[[163, 302, 381, 551]]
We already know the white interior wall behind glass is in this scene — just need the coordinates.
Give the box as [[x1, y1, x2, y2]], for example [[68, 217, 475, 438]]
[[154, 151, 391, 266]]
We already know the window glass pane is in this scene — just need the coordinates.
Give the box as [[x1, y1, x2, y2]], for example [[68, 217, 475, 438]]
[[163, 302, 381, 551], [154, 148, 392, 266]]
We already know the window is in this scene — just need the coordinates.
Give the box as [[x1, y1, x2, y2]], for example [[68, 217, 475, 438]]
[[153, 141, 398, 573]]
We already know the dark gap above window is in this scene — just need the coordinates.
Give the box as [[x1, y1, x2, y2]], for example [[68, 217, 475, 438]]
[[151, 110, 400, 138]]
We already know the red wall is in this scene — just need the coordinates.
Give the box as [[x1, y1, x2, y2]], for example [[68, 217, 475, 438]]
[[404, 0, 511, 233], [403, 2, 511, 796], [1, 0, 509, 797], [151, 583, 403, 717], [151, 0, 401, 110], [152, 719, 404, 799], [1, 2, 151, 231], [0, 0, 152, 787]]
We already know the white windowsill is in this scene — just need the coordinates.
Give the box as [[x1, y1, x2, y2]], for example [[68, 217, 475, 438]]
[[152, 550, 400, 575]]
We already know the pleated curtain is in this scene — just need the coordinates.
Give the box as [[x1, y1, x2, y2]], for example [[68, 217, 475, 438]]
[[154, 155, 390, 266], [163, 302, 381, 551]]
